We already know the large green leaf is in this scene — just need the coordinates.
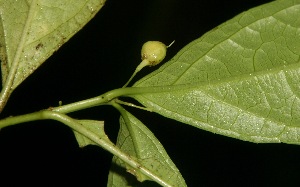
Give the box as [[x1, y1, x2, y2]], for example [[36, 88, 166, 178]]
[[107, 108, 186, 187], [0, 0, 106, 89], [132, 0, 300, 144]]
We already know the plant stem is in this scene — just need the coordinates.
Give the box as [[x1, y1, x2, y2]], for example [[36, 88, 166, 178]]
[[53, 84, 191, 114], [50, 87, 151, 113], [0, 85, 182, 128], [0, 109, 172, 187], [123, 59, 149, 88], [0, 84, 190, 184]]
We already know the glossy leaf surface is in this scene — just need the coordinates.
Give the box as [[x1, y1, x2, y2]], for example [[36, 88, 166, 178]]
[[133, 0, 300, 144], [107, 109, 186, 187], [0, 0, 106, 89]]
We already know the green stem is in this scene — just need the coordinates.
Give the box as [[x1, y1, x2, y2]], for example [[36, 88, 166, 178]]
[[0, 84, 189, 184], [123, 59, 149, 88], [115, 99, 152, 112], [0, 85, 179, 128], [0, 109, 172, 187], [52, 84, 190, 114]]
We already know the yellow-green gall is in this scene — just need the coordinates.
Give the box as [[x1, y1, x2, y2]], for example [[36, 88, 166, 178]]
[[141, 41, 167, 66], [123, 40, 174, 87]]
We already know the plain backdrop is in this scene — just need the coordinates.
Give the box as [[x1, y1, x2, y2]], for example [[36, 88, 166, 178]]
[[1, 0, 300, 186]]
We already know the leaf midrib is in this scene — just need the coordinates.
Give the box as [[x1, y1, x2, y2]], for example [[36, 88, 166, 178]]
[[134, 61, 300, 139]]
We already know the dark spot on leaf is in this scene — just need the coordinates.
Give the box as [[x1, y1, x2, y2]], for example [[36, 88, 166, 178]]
[[35, 43, 43, 50]]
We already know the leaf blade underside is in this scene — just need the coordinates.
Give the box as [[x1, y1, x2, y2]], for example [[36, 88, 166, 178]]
[[132, 0, 300, 144], [0, 0, 106, 89], [107, 109, 186, 187]]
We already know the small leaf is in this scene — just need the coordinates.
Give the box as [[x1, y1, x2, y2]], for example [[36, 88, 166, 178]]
[[107, 109, 186, 187], [73, 120, 107, 147], [0, 0, 106, 89], [132, 0, 300, 144]]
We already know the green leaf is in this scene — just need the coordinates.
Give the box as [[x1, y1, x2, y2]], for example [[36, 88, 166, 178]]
[[107, 109, 186, 187], [0, 0, 106, 89], [132, 0, 300, 144], [73, 120, 107, 147]]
